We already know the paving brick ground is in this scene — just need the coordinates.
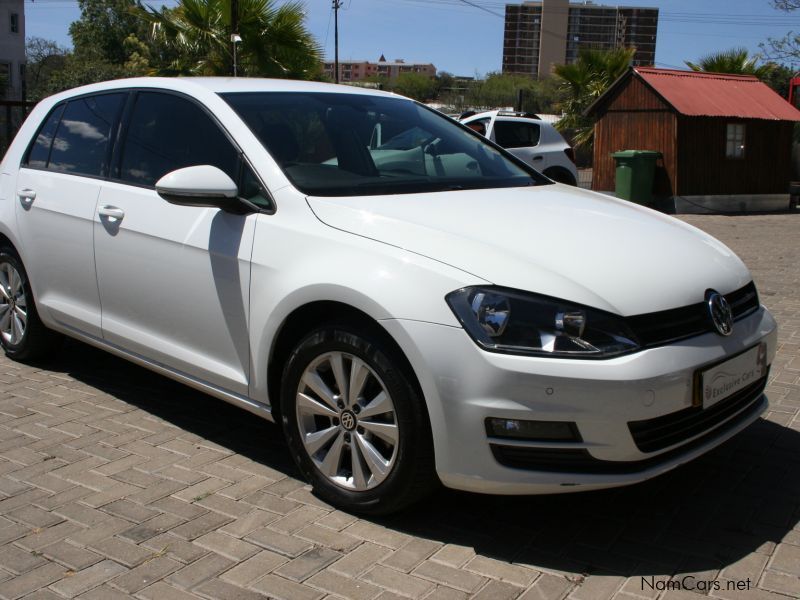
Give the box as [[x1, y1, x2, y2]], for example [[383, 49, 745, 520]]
[[0, 213, 798, 600]]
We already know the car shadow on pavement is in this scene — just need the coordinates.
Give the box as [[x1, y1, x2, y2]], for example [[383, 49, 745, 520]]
[[382, 415, 799, 578], [44, 339, 800, 580], [40, 340, 300, 479]]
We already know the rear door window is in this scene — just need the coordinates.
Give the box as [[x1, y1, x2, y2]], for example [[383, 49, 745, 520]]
[[493, 121, 541, 148], [48, 93, 126, 177], [24, 104, 65, 169]]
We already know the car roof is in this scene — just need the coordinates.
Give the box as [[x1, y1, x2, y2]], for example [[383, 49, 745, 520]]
[[462, 110, 554, 128], [41, 76, 401, 104]]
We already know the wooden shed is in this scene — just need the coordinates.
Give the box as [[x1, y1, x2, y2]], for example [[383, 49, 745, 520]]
[[586, 67, 800, 213]]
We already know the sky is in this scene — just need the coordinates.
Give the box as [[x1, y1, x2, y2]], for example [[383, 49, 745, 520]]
[[23, 0, 800, 77]]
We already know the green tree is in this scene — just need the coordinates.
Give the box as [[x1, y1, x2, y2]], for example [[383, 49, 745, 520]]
[[685, 47, 775, 78], [435, 73, 561, 115], [137, 0, 322, 78], [763, 1, 800, 62], [477, 73, 560, 113], [760, 62, 796, 98], [25, 38, 69, 101], [70, 0, 149, 64], [435, 71, 456, 96], [389, 72, 437, 101], [552, 46, 635, 147], [41, 57, 130, 98], [29, 0, 168, 99]]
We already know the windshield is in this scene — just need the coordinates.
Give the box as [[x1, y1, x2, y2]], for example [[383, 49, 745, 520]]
[[221, 92, 548, 197]]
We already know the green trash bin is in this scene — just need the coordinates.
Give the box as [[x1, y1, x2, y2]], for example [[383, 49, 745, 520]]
[[611, 150, 662, 205]]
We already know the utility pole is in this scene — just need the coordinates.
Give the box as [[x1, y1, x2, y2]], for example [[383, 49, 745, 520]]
[[231, 0, 240, 77], [333, 0, 342, 83]]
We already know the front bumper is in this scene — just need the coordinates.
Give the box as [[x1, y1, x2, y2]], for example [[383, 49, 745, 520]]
[[380, 307, 777, 494]]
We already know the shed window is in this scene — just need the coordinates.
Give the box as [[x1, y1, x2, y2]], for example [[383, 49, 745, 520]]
[[726, 123, 746, 159]]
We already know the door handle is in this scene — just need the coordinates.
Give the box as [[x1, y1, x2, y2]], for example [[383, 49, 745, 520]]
[[17, 189, 36, 207], [532, 156, 544, 162], [98, 205, 125, 222]]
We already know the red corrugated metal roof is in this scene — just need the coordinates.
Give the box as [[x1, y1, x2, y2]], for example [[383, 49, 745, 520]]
[[634, 67, 800, 121]]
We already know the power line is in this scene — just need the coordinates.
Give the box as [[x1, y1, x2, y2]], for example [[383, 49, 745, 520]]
[[323, 3, 333, 53], [455, 0, 503, 18]]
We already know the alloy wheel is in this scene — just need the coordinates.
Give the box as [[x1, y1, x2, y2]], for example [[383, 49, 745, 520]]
[[0, 262, 27, 345], [295, 351, 399, 491]]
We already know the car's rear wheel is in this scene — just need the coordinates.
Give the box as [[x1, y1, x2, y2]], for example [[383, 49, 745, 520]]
[[280, 322, 436, 514], [0, 248, 62, 361]]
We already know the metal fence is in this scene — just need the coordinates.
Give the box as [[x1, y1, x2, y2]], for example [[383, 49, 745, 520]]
[[0, 101, 35, 156], [577, 168, 593, 190]]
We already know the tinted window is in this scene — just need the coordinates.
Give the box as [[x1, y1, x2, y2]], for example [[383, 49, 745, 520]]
[[494, 121, 540, 148], [48, 94, 125, 176], [239, 163, 271, 210], [464, 118, 490, 136], [25, 104, 65, 169], [223, 92, 545, 197], [119, 92, 239, 186]]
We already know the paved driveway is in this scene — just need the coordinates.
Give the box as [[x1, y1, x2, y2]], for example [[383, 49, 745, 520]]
[[0, 214, 798, 600]]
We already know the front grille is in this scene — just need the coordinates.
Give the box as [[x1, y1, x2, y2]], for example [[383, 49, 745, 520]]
[[627, 282, 759, 349], [490, 389, 766, 474], [628, 374, 768, 453]]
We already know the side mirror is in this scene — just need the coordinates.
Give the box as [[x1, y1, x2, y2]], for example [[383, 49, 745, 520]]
[[155, 165, 242, 211]]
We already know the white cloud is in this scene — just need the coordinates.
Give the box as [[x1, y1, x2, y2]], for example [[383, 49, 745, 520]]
[[61, 119, 105, 141]]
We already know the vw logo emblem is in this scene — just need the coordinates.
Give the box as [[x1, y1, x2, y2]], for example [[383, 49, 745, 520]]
[[706, 290, 733, 337], [340, 410, 357, 431]]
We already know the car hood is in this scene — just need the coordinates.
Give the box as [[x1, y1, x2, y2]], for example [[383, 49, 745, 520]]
[[306, 185, 751, 316]]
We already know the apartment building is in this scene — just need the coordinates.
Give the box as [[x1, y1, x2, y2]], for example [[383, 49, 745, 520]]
[[0, 0, 25, 99], [503, 0, 658, 78], [323, 55, 437, 83]]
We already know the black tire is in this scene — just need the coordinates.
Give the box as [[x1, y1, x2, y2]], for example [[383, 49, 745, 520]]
[[0, 247, 62, 361], [544, 167, 577, 186], [280, 322, 437, 515]]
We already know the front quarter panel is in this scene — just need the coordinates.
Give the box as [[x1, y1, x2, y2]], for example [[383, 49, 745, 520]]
[[248, 186, 485, 405]]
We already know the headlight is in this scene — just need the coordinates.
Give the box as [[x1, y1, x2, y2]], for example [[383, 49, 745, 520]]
[[446, 286, 640, 358]]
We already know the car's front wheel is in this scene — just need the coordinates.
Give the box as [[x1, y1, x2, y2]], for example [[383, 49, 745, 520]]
[[0, 247, 62, 361], [280, 322, 436, 514]]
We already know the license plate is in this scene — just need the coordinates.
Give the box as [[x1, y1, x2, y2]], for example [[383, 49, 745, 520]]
[[700, 343, 768, 408]]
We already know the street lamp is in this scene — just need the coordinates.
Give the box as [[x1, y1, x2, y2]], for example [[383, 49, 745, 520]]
[[231, 0, 240, 77], [231, 33, 242, 77]]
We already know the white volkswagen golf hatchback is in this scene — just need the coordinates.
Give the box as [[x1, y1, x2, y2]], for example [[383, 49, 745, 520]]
[[0, 78, 776, 513]]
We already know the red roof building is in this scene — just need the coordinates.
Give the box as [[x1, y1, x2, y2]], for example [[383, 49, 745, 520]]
[[586, 67, 800, 212]]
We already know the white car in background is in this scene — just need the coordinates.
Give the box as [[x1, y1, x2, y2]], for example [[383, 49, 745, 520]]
[[460, 110, 579, 185], [0, 78, 776, 515]]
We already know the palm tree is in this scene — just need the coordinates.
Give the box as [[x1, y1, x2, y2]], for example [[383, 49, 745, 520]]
[[685, 48, 775, 79], [136, 0, 321, 78], [553, 46, 636, 147]]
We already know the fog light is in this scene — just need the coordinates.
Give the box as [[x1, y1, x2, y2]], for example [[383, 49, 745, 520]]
[[485, 418, 581, 441]]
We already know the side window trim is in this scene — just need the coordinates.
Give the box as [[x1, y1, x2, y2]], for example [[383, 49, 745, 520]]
[[108, 91, 135, 181], [49, 92, 127, 179], [237, 152, 273, 213], [102, 93, 128, 178], [22, 102, 65, 168], [112, 88, 275, 214], [23, 92, 128, 179]]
